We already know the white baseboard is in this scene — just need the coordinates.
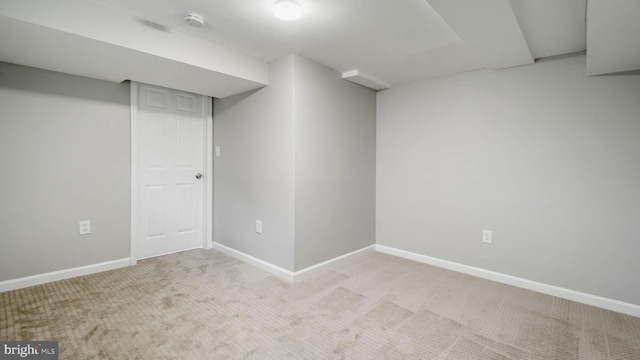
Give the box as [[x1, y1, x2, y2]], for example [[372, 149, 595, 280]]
[[8, 245, 634, 317], [376, 245, 640, 318], [210, 242, 376, 283], [293, 245, 376, 282], [0, 258, 131, 293], [211, 242, 295, 282]]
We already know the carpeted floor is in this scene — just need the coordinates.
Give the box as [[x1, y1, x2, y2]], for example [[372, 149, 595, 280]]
[[1, 249, 639, 359]]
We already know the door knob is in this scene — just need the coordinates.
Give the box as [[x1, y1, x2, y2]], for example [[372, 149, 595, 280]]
[[195, 173, 203, 180]]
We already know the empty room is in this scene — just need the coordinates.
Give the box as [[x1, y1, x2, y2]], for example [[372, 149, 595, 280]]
[[1, 0, 639, 359]]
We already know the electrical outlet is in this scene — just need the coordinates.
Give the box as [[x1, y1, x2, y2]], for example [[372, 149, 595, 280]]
[[482, 229, 492, 244], [79, 220, 91, 235], [256, 220, 262, 234], [215, 146, 220, 157]]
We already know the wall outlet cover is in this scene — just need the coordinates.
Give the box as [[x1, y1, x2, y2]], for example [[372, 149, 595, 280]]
[[482, 229, 492, 244], [79, 220, 91, 235]]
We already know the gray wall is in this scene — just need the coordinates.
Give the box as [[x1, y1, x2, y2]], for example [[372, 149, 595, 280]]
[[213, 55, 296, 271], [213, 54, 376, 272], [293, 55, 376, 271], [0, 61, 131, 281], [377, 54, 640, 305]]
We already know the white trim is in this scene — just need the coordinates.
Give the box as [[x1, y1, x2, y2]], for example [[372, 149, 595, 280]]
[[204, 98, 213, 250], [211, 242, 294, 282], [293, 245, 376, 281], [129, 81, 139, 266], [0, 259, 130, 292], [375, 245, 640, 318], [210, 242, 376, 283]]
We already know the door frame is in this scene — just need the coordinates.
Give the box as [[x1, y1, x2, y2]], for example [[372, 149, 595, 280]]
[[129, 81, 213, 265]]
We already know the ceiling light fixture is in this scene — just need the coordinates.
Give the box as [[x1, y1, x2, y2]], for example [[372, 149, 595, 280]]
[[273, 0, 302, 21]]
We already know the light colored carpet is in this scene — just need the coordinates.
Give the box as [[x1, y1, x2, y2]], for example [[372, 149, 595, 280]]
[[1, 249, 639, 359]]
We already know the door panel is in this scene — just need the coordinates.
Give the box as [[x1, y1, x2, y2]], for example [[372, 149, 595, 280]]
[[146, 185, 167, 238], [176, 184, 195, 233], [177, 119, 195, 168], [144, 88, 168, 109], [137, 84, 205, 259], [176, 93, 196, 112], [146, 116, 167, 168]]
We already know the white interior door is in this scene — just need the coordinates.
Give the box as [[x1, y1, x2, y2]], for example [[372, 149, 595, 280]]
[[136, 83, 206, 259]]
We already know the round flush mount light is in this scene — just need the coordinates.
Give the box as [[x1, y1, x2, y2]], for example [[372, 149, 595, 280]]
[[273, 0, 302, 20], [184, 12, 205, 27]]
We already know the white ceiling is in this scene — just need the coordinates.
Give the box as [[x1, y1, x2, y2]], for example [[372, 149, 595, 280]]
[[0, 0, 638, 97], [511, 0, 587, 59], [586, 0, 640, 75]]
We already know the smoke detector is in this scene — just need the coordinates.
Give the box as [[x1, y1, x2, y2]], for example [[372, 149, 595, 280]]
[[184, 12, 205, 27]]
